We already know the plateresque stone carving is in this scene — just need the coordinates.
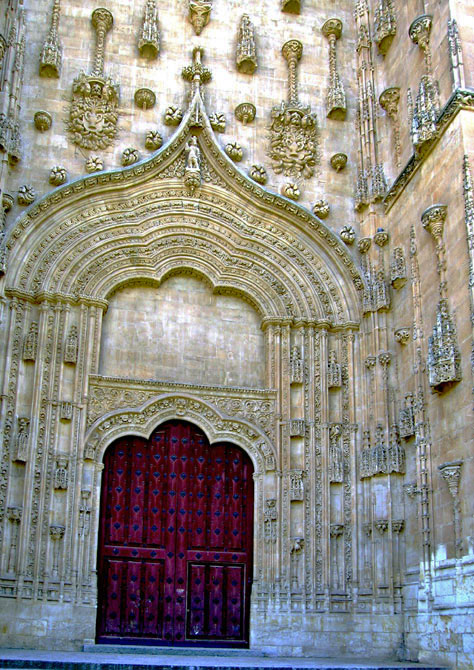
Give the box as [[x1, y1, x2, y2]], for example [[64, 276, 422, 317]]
[[236, 15, 257, 74], [374, 0, 396, 56], [268, 40, 318, 179], [235, 102, 256, 125], [39, 0, 62, 77], [68, 9, 119, 151], [188, 0, 212, 35], [322, 19, 346, 121], [34, 111, 52, 132], [138, 0, 160, 59]]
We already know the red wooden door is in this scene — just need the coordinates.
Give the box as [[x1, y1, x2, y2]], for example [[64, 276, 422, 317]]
[[96, 421, 254, 646]]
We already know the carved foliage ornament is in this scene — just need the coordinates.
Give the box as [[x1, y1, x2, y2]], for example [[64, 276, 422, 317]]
[[68, 9, 119, 151], [188, 0, 212, 36], [268, 41, 318, 180]]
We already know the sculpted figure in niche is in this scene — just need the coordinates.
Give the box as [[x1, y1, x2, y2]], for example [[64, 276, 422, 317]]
[[185, 136, 201, 170]]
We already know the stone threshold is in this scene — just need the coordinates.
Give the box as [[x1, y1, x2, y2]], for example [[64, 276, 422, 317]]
[[0, 648, 449, 670]]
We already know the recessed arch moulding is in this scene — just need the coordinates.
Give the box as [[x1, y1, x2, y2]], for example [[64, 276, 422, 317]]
[[0, 102, 369, 653]]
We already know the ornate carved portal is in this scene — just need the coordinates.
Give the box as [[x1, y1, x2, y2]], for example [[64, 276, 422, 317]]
[[97, 421, 254, 646]]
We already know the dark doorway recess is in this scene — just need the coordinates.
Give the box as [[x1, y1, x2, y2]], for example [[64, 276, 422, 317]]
[[96, 420, 254, 647]]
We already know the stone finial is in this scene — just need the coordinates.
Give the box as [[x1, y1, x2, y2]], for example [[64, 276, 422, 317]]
[[188, 0, 212, 36], [236, 15, 257, 74], [138, 0, 160, 59], [40, 0, 62, 77], [322, 19, 346, 120], [235, 102, 256, 125], [182, 46, 212, 98]]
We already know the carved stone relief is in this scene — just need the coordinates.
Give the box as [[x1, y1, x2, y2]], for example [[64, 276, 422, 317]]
[[39, 0, 62, 77], [321, 19, 346, 121], [68, 9, 119, 151], [188, 0, 212, 35], [268, 40, 318, 180], [138, 0, 160, 59]]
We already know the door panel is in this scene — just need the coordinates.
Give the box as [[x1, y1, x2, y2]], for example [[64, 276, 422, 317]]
[[97, 421, 254, 646]]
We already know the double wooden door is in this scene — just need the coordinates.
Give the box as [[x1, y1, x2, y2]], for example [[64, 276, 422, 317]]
[[96, 420, 254, 646]]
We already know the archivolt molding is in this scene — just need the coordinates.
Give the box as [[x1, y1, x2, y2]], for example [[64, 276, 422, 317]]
[[84, 393, 274, 475], [4, 90, 362, 327]]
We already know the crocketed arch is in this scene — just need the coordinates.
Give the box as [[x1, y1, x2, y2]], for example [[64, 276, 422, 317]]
[[4, 95, 363, 327], [85, 394, 272, 475]]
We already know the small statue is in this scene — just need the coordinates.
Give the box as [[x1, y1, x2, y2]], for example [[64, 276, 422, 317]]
[[185, 136, 201, 171]]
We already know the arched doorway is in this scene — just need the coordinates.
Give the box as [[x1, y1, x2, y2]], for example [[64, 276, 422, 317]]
[[96, 420, 254, 647]]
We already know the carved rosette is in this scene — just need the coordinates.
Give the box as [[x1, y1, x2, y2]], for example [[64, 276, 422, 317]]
[[313, 199, 330, 219], [268, 41, 318, 180], [134, 88, 156, 110], [330, 153, 347, 172], [34, 111, 52, 132], [188, 0, 212, 36], [236, 15, 257, 75], [235, 103, 256, 125], [225, 142, 243, 162], [322, 19, 346, 121], [68, 9, 119, 151]]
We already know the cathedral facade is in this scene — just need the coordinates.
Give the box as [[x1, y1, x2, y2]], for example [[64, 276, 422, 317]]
[[0, 0, 473, 667]]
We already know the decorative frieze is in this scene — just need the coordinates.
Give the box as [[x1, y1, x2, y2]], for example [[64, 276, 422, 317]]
[[40, 0, 62, 77], [138, 0, 160, 59], [373, 0, 396, 56], [188, 0, 212, 36], [13, 417, 29, 463], [390, 247, 407, 289], [268, 40, 318, 180], [69, 9, 119, 151], [23, 321, 38, 361], [321, 19, 346, 121], [236, 15, 257, 75], [463, 155, 474, 383]]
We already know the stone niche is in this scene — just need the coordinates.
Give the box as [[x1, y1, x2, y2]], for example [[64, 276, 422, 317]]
[[99, 274, 266, 388]]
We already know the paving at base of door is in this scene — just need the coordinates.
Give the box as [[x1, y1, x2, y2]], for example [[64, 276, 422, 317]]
[[0, 647, 449, 670]]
